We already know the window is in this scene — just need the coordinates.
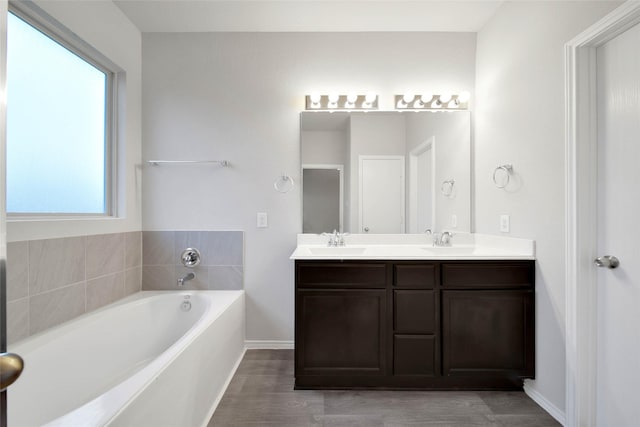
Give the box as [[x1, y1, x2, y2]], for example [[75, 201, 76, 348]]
[[7, 10, 115, 215]]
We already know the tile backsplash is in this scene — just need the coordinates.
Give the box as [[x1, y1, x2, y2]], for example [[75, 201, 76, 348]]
[[142, 231, 244, 291], [6, 232, 142, 344], [5, 230, 244, 346]]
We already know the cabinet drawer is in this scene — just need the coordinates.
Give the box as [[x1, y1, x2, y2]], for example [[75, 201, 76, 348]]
[[394, 335, 436, 376], [442, 262, 534, 289], [297, 262, 387, 288], [394, 264, 437, 288], [394, 290, 435, 334]]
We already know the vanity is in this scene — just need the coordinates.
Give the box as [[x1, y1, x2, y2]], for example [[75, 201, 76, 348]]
[[290, 234, 535, 390], [296, 110, 534, 390]]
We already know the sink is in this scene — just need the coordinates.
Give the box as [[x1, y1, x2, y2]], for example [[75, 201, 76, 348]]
[[308, 247, 367, 256], [421, 246, 477, 255]]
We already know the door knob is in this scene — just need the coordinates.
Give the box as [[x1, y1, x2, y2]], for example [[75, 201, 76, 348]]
[[594, 255, 620, 269], [0, 352, 24, 391], [363, 227, 369, 232]]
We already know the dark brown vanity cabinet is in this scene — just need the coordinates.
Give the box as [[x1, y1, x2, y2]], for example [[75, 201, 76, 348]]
[[295, 259, 535, 390], [295, 263, 388, 380]]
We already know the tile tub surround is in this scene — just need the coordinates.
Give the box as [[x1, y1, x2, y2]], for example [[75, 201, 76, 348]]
[[6, 232, 143, 345], [142, 230, 244, 291]]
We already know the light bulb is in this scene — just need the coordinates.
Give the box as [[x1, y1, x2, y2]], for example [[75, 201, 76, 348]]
[[457, 91, 470, 103], [402, 93, 415, 104], [328, 93, 339, 103], [420, 94, 434, 104], [365, 92, 377, 103], [309, 93, 321, 104], [439, 93, 452, 104], [346, 93, 358, 103]]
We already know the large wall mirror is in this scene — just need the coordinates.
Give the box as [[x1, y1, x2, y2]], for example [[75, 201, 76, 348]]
[[301, 111, 470, 234]]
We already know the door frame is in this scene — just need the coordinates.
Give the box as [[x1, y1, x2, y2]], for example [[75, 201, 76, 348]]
[[408, 137, 436, 233], [1, 1, 8, 424], [358, 155, 405, 233], [565, 2, 640, 426], [301, 163, 344, 233]]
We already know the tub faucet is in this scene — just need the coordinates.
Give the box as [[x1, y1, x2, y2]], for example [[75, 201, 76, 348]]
[[178, 272, 195, 287]]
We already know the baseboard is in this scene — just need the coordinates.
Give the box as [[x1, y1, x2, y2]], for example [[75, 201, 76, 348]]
[[200, 347, 246, 427], [245, 340, 294, 349], [524, 382, 566, 426]]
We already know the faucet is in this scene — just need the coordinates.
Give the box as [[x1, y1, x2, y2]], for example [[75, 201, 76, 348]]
[[322, 230, 348, 246], [177, 272, 195, 287], [433, 231, 454, 247]]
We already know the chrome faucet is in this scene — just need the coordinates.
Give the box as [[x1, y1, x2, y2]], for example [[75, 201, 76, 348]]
[[322, 230, 348, 246], [177, 272, 195, 287], [433, 231, 454, 247]]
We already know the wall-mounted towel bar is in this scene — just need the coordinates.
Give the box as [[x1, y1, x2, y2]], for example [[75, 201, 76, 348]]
[[146, 160, 229, 167]]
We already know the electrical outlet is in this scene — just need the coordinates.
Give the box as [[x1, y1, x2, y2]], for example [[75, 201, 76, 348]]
[[500, 214, 510, 233], [451, 214, 457, 228], [257, 212, 268, 228]]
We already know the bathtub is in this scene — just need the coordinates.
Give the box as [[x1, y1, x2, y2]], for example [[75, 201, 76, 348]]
[[8, 290, 245, 427]]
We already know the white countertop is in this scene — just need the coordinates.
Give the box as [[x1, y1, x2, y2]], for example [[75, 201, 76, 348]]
[[290, 233, 535, 260]]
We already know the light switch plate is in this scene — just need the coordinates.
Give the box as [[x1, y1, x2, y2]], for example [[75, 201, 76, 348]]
[[257, 212, 268, 228], [500, 214, 510, 233]]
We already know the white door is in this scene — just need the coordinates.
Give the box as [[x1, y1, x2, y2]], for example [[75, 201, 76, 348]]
[[416, 147, 433, 233], [409, 138, 435, 233], [595, 21, 640, 427], [359, 156, 404, 233]]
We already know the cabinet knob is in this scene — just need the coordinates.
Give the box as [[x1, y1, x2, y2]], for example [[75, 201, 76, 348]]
[[364, 227, 370, 232]]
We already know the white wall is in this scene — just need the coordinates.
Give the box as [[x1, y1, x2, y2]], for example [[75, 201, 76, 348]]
[[142, 32, 476, 341], [474, 0, 620, 416], [7, 0, 142, 242], [405, 112, 471, 232], [301, 130, 348, 165]]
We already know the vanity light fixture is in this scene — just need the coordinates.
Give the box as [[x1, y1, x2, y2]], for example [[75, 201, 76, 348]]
[[305, 93, 379, 110], [345, 93, 358, 108], [327, 93, 340, 109], [309, 93, 322, 108], [394, 92, 470, 110]]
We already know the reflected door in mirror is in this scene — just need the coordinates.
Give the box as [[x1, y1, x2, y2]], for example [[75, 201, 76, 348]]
[[301, 111, 471, 234], [360, 156, 405, 233], [303, 167, 343, 233]]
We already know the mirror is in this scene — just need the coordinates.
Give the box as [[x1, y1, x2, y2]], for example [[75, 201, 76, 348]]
[[301, 111, 470, 234]]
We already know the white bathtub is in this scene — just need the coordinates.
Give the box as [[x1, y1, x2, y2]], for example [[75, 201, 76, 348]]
[[8, 290, 245, 427]]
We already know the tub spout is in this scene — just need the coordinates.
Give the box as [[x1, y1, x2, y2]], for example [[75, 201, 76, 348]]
[[177, 272, 195, 287]]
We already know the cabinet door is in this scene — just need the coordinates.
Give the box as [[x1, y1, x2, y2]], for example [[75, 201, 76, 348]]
[[296, 289, 387, 376], [442, 290, 534, 378]]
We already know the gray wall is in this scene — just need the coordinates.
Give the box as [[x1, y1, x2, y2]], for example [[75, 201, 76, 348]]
[[141, 32, 477, 342]]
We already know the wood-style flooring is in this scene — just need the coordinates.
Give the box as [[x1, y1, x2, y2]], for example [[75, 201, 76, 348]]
[[208, 350, 560, 427]]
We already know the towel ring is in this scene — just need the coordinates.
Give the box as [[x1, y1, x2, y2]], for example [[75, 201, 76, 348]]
[[441, 179, 455, 197], [493, 164, 513, 189], [274, 174, 295, 193]]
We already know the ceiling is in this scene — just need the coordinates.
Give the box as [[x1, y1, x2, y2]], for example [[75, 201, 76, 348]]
[[113, 0, 505, 33]]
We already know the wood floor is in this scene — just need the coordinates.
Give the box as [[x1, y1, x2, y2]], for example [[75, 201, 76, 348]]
[[208, 350, 560, 427]]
